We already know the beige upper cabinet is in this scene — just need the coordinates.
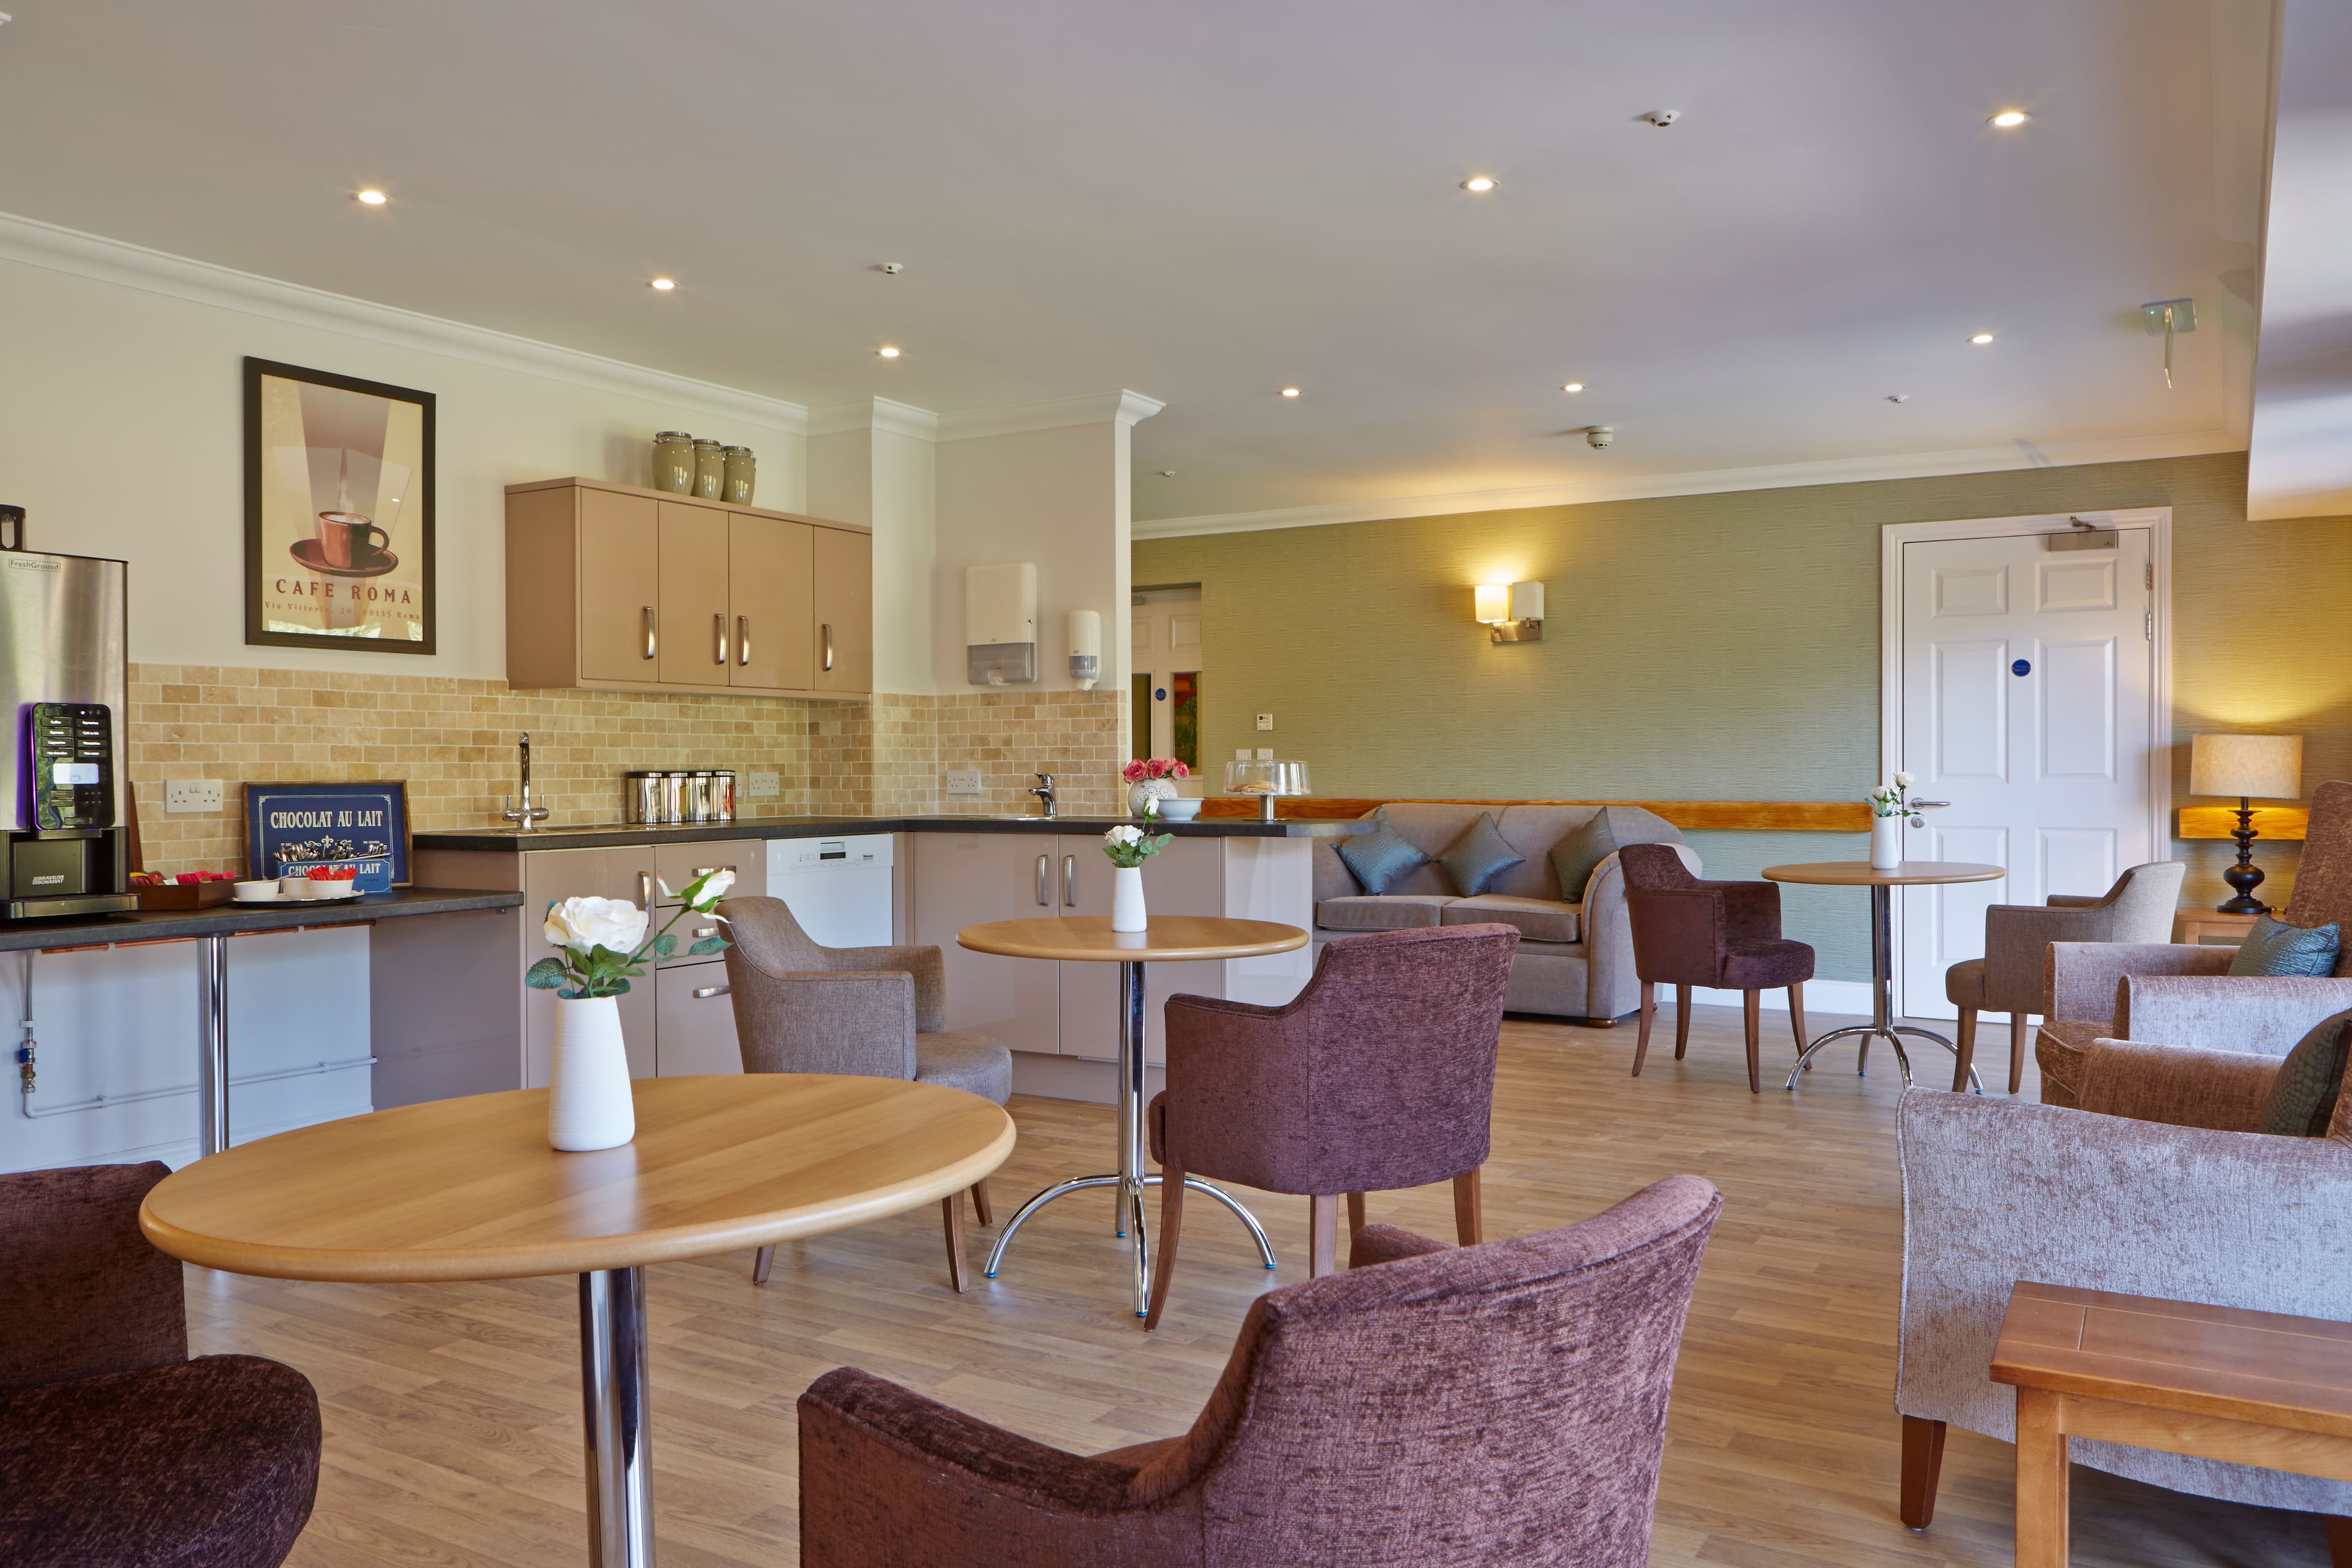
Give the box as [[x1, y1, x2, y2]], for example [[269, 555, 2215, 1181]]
[[504, 478, 871, 698]]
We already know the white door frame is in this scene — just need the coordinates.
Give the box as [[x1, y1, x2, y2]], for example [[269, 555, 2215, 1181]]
[[1878, 507, 2173, 1017]]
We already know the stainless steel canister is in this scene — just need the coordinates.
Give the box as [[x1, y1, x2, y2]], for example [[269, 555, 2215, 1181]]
[[687, 770, 715, 823], [711, 771, 736, 822], [657, 771, 687, 825], [625, 771, 662, 824]]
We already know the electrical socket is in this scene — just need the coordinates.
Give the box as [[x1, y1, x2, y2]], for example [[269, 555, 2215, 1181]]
[[946, 768, 982, 796], [746, 771, 780, 799], [1256, 713, 1274, 730], [165, 779, 223, 813]]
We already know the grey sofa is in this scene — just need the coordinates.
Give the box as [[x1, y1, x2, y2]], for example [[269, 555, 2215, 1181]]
[[1310, 803, 1691, 1022]]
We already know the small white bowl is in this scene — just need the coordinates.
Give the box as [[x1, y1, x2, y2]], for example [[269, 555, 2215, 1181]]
[[1156, 797, 1203, 821], [279, 876, 322, 900], [233, 880, 281, 902]]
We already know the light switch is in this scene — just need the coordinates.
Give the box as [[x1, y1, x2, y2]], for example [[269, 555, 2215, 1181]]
[[165, 780, 223, 813], [946, 768, 982, 796], [1256, 713, 1273, 730]]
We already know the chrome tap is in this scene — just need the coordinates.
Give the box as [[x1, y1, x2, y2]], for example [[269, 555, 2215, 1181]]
[[501, 732, 552, 829], [1029, 772, 1057, 818]]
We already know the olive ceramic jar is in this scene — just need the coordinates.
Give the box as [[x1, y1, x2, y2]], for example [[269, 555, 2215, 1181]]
[[722, 446, 755, 504], [692, 439, 725, 500], [650, 431, 695, 494]]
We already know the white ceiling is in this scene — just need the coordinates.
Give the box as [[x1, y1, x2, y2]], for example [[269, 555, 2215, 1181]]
[[0, 1, 2277, 524]]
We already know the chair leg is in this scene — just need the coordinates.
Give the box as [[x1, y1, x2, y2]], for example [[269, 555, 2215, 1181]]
[[969, 1177, 993, 1226], [2010, 1012, 2030, 1095], [1144, 1163, 1186, 1330], [1742, 989, 1762, 1094], [1346, 1192, 1367, 1241], [1309, 1195, 1339, 1278], [941, 1195, 969, 1294], [1900, 1415, 1947, 1529], [2322, 1513, 2352, 1567], [1788, 981, 1809, 1056], [1633, 980, 1656, 1076], [1674, 984, 1692, 1060], [1953, 1008, 1978, 1093], [751, 1244, 775, 1286], [1453, 1168, 1482, 1246]]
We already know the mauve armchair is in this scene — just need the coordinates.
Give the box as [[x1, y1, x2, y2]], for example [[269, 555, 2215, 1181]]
[[720, 895, 1011, 1291], [797, 1174, 1723, 1568], [1621, 842, 1815, 1093], [1144, 923, 1519, 1330], [0, 1162, 322, 1568]]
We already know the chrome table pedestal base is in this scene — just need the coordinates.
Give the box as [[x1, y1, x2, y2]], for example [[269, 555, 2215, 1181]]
[[579, 1266, 657, 1568], [981, 959, 1276, 1316], [1787, 883, 1983, 1095]]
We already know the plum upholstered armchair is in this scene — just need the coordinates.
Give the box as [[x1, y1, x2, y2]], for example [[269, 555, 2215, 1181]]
[[0, 1162, 322, 1568], [1940, 859, 2184, 1093], [1619, 842, 1815, 1093], [719, 895, 1011, 1291], [797, 1174, 1722, 1568], [1144, 923, 1520, 1329]]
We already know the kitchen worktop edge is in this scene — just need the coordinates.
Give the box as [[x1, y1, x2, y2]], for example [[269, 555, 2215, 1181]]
[[412, 816, 1368, 853]]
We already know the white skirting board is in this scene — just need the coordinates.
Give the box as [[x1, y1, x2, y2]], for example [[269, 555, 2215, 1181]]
[[1009, 1050, 1166, 1107], [1683, 979, 1877, 1016]]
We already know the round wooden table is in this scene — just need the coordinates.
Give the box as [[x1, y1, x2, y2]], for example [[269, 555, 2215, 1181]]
[[957, 914, 1306, 1317], [140, 1075, 1014, 1568], [1762, 861, 2007, 1092]]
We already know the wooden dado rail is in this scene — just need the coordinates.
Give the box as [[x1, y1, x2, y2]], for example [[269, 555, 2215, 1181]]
[[1197, 797, 1872, 832], [2176, 805, 2310, 842]]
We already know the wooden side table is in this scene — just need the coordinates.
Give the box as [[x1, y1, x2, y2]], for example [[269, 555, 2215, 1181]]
[[2175, 910, 2263, 947], [1990, 1281, 2352, 1568]]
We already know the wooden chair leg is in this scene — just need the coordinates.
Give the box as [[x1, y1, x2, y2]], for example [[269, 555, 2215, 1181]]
[[1673, 984, 1692, 1060], [1952, 1008, 1978, 1093], [1742, 989, 1762, 1094], [1899, 1415, 1947, 1529], [1346, 1192, 1367, 1240], [941, 1195, 970, 1293], [969, 1177, 993, 1225], [2321, 1513, 2352, 1568], [1453, 1168, 1483, 1246], [2009, 1012, 2030, 1096], [1144, 1163, 1186, 1330], [1632, 980, 1656, 1076], [1308, 1195, 1338, 1278], [1788, 981, 1808, 1055], [751, 1244, 775, 1286]]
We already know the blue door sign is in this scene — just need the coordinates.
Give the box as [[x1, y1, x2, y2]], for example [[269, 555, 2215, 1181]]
[[2011, 659, 2031, 677]]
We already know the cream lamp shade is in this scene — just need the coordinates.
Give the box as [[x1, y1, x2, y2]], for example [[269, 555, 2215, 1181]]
[[1474, 584, 1510, 624], [1509, 581, 1545, 621], [2189, 733, 2302, 800]]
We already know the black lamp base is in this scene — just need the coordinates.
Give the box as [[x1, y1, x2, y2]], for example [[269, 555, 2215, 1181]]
[[2216, 796, 2272, 915]]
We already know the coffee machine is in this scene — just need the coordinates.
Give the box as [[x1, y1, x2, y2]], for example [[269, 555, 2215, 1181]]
[[0, 508, 135, 919]]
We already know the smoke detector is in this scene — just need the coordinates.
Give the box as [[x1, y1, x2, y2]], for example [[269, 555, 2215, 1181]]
[[1585, 426, 1616, 449], [877, 262, 904, 275], [1641, 110, 1679, 128]]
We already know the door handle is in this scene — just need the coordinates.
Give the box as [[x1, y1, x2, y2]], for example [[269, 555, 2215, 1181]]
[[1911, 800, 1952, 809], [821, 622, 835, 673], [713, 612, 728, 665], [691, 983, 729, 1000], [643, 606, 657, 660], [1063, 854, 1076, 907], [639, 872, 653, 908], [1036, 854, 1049, 906], [737, 615, 750, 666]]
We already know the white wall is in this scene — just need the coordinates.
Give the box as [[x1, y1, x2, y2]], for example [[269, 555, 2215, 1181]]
[[809, 401, 938, 695], [0, 218, 809, 681]]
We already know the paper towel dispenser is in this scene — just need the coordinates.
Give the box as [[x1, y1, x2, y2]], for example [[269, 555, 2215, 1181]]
[[965, 562, 1038, 685]]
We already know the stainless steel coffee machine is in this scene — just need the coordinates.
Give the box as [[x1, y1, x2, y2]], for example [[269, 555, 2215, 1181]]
[[0, 513, 135, 919]]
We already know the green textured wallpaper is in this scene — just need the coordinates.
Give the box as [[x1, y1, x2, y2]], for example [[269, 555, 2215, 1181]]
[[1136, 453, 2352, 982]]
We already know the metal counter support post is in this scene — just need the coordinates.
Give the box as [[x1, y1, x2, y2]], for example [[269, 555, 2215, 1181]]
[[197, 934, 230, 1156], [579, 1266, 657, 1567]]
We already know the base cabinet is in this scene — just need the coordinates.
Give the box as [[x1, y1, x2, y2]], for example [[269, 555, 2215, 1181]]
[[656, 963, 742, 1076]]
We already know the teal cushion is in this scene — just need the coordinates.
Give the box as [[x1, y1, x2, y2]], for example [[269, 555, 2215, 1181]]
[[1335, 809, 1428, 895], [2228, 914, 2343, 978], [1438, 813, 1525, 897], [1549, 812, 1619, 903], [2256, 1010, 2352, 1137]]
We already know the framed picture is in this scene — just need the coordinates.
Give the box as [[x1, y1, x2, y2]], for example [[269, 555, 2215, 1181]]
[[244, 356, 435, 653], [244, 782, 410, 891]]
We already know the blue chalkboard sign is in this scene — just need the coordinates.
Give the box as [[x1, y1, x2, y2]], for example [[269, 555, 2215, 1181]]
[[243, 781, 409, 890]]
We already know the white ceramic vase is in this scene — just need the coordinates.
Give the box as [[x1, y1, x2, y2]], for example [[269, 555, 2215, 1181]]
[[1869, 815, 1904, 871], [1128, 778, 1177, 818], [548, 995, 636, 1152], [1112, 865, 1148, 932]]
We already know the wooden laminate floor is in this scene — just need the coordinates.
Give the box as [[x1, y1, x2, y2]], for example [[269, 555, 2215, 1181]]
[[190, 1006, 2331, 1567]]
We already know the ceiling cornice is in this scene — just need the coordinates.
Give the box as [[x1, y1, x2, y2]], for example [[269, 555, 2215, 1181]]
[[1133, 429, 2245, 540], [0, 209, 812, 434], [935, 388, 1166, 442], [809, 396, 941, 442]]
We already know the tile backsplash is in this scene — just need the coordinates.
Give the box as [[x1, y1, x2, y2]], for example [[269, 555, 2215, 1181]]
[[127, 663, 1128, 874]]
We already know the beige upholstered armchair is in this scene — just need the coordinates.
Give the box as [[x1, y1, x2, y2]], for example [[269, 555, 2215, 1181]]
[[1896, 1060, 2352, 1546], [1942, 861, 2184, 1093]]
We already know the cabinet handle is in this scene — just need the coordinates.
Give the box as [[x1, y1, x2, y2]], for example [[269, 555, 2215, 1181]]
[[643, 606, 657, 660], [713, 612, 728, 665], [693, 865, 733, 878], [693, 925, 720, 939], [1063, 854, 1076, 907], [737, 615, 750, 666], [822, 623, 834, 673], [1036, 854, 1049, 907], [639, 872, 653, 908], [692, 984, 730, 1000]]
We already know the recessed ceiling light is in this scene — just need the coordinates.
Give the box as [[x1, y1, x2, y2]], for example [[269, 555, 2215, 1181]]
[[1969, 331, 1996, 345], [1460, 175, 1498, 193], [1561, 382, 1585, 393], [878, 345, 901, 358], [1156, 470, 1177, 478], [1989, 110, 2029, 129], [1280, 386, 1302, 398], [355, 189, 388, 206], [649, 277, 676, 291], [1886, 393, 1912, 403]]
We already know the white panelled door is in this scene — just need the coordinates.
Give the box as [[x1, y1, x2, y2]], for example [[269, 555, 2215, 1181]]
[[1896, 527, 2156, 1017]]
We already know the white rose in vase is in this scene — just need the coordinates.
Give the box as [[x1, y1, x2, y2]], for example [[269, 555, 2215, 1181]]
[[544, 895, 650, 957]]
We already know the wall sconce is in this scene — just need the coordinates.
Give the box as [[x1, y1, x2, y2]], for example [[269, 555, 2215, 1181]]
[[1475, 581, 1544, 643]]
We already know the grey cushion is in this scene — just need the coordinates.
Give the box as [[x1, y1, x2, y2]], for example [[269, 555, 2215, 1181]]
[[2229, 915, 2343, 978], [1316, 895, 1457, 932], [2256, 1010, 2352, 1137], [1334, 809, 1430, 894], [1442, 895, 1578, 944], [1437, 813, 1526, 897], [1548, 812, 1619, 903], [914, 1030, 1012, 1105]]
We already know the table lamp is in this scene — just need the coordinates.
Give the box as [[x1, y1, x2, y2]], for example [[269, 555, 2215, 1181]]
[[2188, 733, 2303, 913]]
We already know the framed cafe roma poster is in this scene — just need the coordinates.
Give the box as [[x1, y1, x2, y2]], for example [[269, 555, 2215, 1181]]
[[243, 356, 436, 653]]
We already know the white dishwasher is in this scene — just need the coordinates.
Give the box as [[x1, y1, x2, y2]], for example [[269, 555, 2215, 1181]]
[[766, 834, 894, 946]]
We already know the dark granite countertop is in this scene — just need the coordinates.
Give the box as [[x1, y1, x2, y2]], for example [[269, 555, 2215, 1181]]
[[413, 814, 1368, 853], [0, 887, 527, 952]]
